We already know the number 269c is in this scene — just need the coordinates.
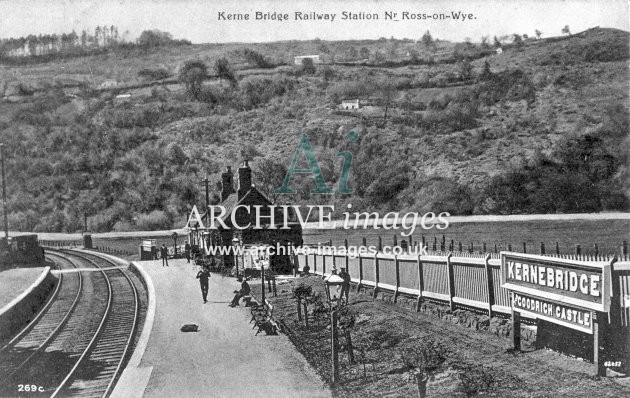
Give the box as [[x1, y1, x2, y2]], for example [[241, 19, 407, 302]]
[[18, 384, 45, 392]]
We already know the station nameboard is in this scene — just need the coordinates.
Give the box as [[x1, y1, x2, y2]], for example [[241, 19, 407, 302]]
[[501, 252, 611, 314], [512, 292, 594, 333]]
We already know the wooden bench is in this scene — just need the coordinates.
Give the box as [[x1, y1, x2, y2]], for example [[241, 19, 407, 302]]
[[249, 299, 278, 336]]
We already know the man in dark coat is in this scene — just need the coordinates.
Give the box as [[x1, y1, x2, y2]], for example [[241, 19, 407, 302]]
[[196, 266, 211, 303], [160, 243, 169, 267], [184, 241, 191, 263], [338, 267, 351, 304], [229, 278, 251, 307]]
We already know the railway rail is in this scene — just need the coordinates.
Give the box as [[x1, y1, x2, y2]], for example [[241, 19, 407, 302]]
[[0, 249, 144, 397]]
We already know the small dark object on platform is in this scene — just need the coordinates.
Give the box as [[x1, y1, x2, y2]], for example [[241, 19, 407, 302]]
[[180, 324, 199, 332]]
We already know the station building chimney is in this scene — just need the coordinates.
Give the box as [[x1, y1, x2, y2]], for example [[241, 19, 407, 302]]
[[237, 161, 252, 200], [220, 166, 234, 202]]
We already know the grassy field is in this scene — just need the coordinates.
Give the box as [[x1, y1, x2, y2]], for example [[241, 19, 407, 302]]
[[303, 218, 630, 255]]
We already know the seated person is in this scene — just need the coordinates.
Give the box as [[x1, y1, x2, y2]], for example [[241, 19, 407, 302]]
[[229, 277, 251, 307]]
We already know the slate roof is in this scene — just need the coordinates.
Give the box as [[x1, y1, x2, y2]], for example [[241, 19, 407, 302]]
[[200, 186, 272, 228]]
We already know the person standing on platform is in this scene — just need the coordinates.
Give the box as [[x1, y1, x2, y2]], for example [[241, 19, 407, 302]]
[[339, 267, 351, 304], [184, 240, 191, 263], [196, 266, 211, 303], [160, 243, 169, 267]]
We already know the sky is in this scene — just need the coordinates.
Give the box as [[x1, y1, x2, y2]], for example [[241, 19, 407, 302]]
[[0, 0, 627, 43]]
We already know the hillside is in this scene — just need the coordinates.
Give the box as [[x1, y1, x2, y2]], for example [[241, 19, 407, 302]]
[[0, 27, 628, 232]]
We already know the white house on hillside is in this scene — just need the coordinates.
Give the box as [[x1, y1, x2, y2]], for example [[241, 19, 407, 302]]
[[99, 79, 118, 89], [339, 99, 359, 110]]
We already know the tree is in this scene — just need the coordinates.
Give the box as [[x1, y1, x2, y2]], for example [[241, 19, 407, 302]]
[[421, 30, 433, 48], [513, 34, 524, 48], [459, 58, 473, 80], [359, 46, 370, 59], [535, 29, 542, 39], [480, 35, 489, 49], [214, 57, 237, 86], [301, 57, 316, 74], [253, 158, 288, 203], [292, 284, 312, 325], [179, 60, 208, 100], [138, 30, 174, 47], [480, 60, 493, 81], [399, 339, 448, 398], [562, 25, 571, 35], [377, 78, 396, 125], [493, 36, 501, 48], [338, 306, 357, 364]]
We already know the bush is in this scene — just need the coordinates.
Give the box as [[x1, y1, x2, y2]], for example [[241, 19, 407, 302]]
[[456, 364, 497, 396], [399, 338, 448, 374], [136, 210, 172, 230], [475, 68, 536, 105], [138, 67, 171, 81], [238, 75, 294, 109], [242, 48, 273, 68]]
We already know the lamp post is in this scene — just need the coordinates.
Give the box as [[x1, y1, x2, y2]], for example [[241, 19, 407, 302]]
[[171, 232, 178, 257], [0, 143, 8, 240], [232, 237, 241, 279], [324, 273, 345, 385]]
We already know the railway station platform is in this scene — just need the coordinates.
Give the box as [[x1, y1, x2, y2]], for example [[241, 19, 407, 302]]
[[113, 258, 331, 398], [0, 266, 47, 309]]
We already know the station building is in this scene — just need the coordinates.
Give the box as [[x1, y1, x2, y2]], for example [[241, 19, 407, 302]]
[[186, 161, 302, 273]]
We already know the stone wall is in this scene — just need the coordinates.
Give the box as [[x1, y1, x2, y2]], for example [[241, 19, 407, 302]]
[[352, 284, 537, 345]]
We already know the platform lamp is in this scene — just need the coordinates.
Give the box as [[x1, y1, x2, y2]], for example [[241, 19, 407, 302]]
[[324, 273, 345, 385], [232, 237, 241, 279], [171, 231, 178, 257]]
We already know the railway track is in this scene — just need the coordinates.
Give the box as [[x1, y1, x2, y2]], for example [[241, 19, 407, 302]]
[[0, 249, 143, 398]]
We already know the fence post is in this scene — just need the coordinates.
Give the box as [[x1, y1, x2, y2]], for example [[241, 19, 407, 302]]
[[540, 242, 545, 255], [575, 244, 581, 256], [623, 240, 628, 256], [522, 242, 527, 253], [433, 237, 437, 251], [494, 243, 498, 253], [409, 235, 413, 248], [450, 239, 454, 251], [357, 253, 363, 292], [421, 235, 425, 249], [484, 254, 494, 318], [362, 237, 367, 247], [508, 244, 512, 252], [482, 242, 487, 253], [378, 236, 382, 252], [393, 235, 397, 247], [555, 242, 560, 255], [594, 244, 598, 256], [446, 253, 455, 311], [469, 242, 473, 253], [459, 241, 463, 252], [373, 253, 379, 299], [393, 255, 400, 303], [415, 255, 424, 312]]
